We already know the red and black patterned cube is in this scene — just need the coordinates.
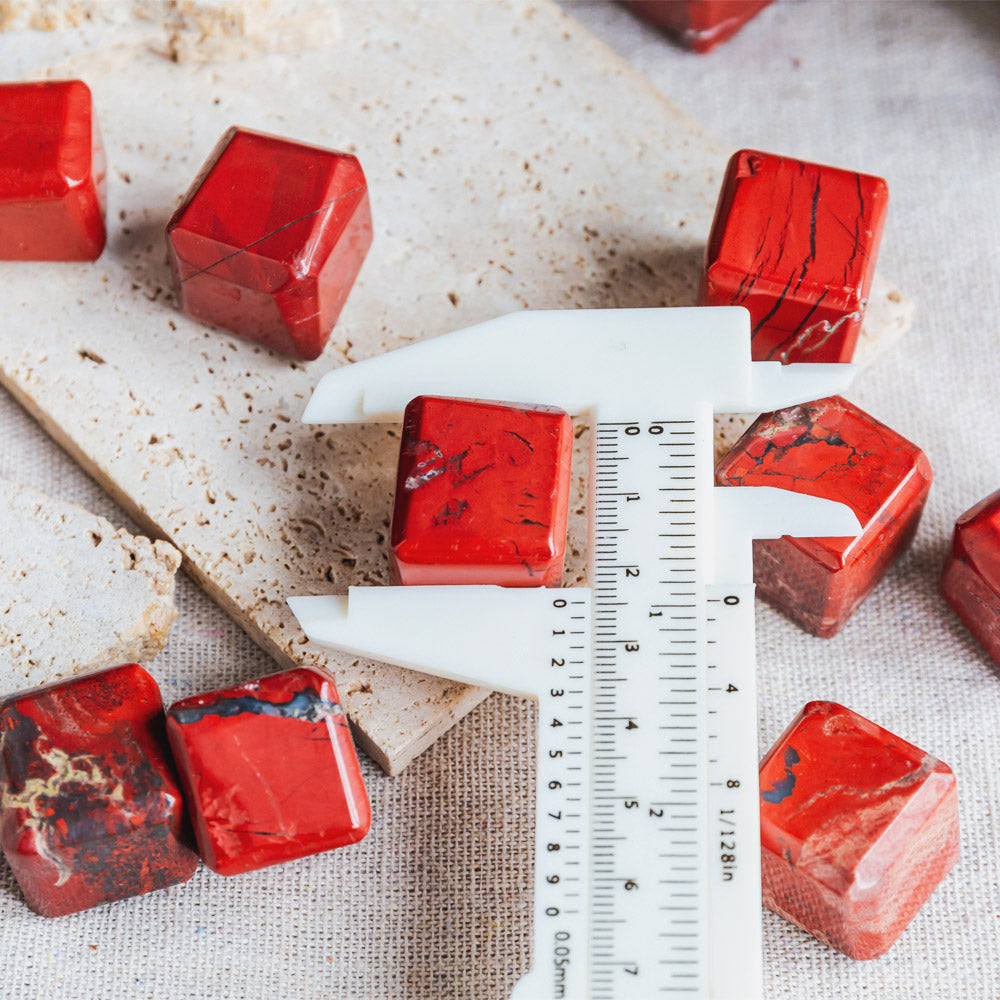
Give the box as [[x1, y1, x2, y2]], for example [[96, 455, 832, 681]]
[[715, 395, 931, 637], [390, 395, 574, 587], [760, 701, 959, 959], [700, 149, 888, 364], [166, 666, 370, 876], [0, 663, 197, 917], [941, 488, 1000, 665], [0, 79, 106, 261], [166, 126, 372, 360]]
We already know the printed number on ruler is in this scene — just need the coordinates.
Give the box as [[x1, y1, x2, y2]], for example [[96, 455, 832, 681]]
[[538, 594, 589, 997]]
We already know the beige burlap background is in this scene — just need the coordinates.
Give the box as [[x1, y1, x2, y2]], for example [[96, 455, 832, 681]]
[[2, 2, 999, 998]]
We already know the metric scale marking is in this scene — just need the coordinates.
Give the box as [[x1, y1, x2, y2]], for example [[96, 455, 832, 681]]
[[287, 307, 862, 1000]]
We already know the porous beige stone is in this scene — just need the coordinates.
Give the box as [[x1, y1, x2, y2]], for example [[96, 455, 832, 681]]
[[0, 1, 910, 772], [0, 477, 180, 695], [0, 0, 338, 60], [0, 0, 112, 30], [136, 1, 341, 62]]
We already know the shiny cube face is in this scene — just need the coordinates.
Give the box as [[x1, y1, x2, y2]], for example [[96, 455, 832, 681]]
[[0, 664, 197, 917], [699, 149, 888, 363], [624, 0, 772, 52], [715, 395, 931, 637], [166, 126, 372, 360], [390, 395, 574, 587], [166, 667, 370, 876], [759, 701, 959, 960], [0, 80, 107, 261], [941, 488, 1000, 665]]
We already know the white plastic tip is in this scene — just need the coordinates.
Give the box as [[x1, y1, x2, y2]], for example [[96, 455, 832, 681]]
[[287, 594, 348, 639], [750, 361, 857, 412], [301, 371, 368, 423]]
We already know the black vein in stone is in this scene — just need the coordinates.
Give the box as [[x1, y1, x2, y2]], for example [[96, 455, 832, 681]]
[[178, 186, 366, 283], [172, 688, 344, 726], [752, 269, 797, 336]]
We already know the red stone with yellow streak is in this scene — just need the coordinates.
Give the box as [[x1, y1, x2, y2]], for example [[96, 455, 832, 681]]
[[0, 664, 197, 917], [166, 666, 370, 876], [715, 395, 931, 637], [760, 701, 959, 959]]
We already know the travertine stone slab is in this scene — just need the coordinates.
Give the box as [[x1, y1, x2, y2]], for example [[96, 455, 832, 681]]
[[0, 477, 180, 694], [1, 0, 339, 59], [0, 1, 910, 773]]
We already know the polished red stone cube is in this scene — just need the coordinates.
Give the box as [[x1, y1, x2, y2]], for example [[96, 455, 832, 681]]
[[941, 488, 1000, 665], [165, 666, 370, 876], [699, 149, 888, 363], [715, 395, 931, 636], [166, 126, 372, 360], [0, 79, 107, 261], [0, 663, 197, 917], [390, 395, 574, 587], [624, 1, 772, 52], [760, 701, 959, 959]]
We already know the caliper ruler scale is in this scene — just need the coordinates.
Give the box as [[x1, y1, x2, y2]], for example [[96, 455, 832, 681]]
[[288, 307, 862, 1000]]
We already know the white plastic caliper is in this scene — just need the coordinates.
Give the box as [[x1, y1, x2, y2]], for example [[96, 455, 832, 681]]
[[288, 308, 861, 1000]]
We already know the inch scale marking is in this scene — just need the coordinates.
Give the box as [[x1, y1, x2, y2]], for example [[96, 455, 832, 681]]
[[288, 308, 862, 1000]]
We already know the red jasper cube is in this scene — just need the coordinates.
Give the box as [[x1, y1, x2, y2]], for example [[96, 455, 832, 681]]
[[390, 396, 574, 587], [941, 488, 1000, 665], [0, 664, 197, 917], [165, 666, 370, 876], [715, 395, 931, 637], [0, 79, 107, 261], [624, 1, 772, 52], [699, 149, 888, 363], [760, 701, 959, 959], [166, 126, 372, 360]]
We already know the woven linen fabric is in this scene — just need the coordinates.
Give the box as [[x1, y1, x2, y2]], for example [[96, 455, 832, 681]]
[[1, 2, 999, 998]]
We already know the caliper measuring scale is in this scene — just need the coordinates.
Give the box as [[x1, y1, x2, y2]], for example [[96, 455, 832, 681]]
[[288, 307, 861, 1000]]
